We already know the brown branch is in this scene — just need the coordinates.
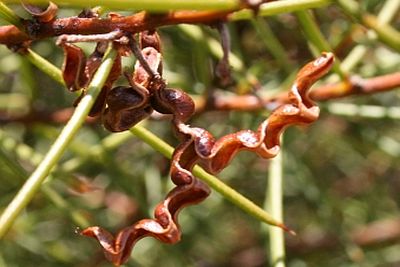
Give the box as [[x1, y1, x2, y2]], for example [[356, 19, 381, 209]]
[[198, 72, 400, 112], [310, 72, 400, 100], [0, 10, 236, 46]]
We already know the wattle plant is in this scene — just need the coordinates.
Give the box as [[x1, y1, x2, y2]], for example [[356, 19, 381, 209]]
[[0, 1, 399, 266]]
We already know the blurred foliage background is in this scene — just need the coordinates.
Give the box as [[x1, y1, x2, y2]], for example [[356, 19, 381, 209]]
[[0, 1, 400, 266]]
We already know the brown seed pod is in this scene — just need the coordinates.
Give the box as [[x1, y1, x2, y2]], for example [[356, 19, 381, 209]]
[[80, 29, 334, 266]]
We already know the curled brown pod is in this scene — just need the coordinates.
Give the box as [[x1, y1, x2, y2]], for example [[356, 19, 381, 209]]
[[80, 28, 334, 265], [81, 179, 210, 265], [170, 52, 334, 176], [81, 30, 212, 266], [101, 31, 162, 132], [58, 40, 121, 117], [22, 1, 58, 23]]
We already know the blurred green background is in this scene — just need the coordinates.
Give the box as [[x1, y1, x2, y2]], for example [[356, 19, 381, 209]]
[[1, 1, 400, 266]]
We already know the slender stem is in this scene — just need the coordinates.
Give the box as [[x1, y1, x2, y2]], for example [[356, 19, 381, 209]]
[[361, 15, 400, 52], [327, 103, 400, 119], [340, 46, 367, 73], [178, 24, 244, 72], [335, 0, 400, 52], [60, 131, 134, 173], [2, 0, 239, 11], [251, 18, 292, 74], [0, 47, 117, 239], [295, 10, 346, 79], [0, 0, 333, 47], [341, 0, 400, 72], [23, 49, 65, 86], [130, 125, 292, 231], [232, 0, 331, 20], [0, 1, 22, 27], [310, 72, 400, 101], [129, 125, 174, 158], [377, 0, 400, 23], [0, 137, 90, 228], [1, 0, 331, 13], [266, 138, 285, 267]]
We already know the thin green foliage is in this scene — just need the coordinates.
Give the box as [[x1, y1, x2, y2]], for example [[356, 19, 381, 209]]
[[0, 47, 117, 238], [266, 141, 285, 267]]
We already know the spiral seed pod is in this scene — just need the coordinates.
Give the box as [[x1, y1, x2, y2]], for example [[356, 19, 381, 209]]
[[80, 29, 334, 266]]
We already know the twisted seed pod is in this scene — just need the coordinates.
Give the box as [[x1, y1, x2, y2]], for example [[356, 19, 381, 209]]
[[171, 52, 335, 175], [81, 31, 211, 266], [81, 29, 334, 265], [81, 179, 210, 265], [101, 32, 163, 132], [22, 1, 58, 23], [59, 40, 121, 116]]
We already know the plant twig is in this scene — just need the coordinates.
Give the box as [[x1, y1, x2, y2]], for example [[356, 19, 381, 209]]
[[309, 72, 400, 100], [266, 139, 286, 267], [0, 1, 22, 28], [194, 71, 400, 112], [0, 46, 117, 239], [23, 49, 65, 85], [3, 0, 240, 11], [0, 0, 331, 46], [231, 0, 331, 20]]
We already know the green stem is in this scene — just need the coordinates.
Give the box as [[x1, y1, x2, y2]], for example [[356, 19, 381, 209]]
[[376, 0, 400, 23], [129, 125, 173, 158], [130, 125, 290, 230], [340, 46, 367, 73], [266, 140, 285, 267], [60, 131, 134, 173], [295, 10, 346, 79], [251, 18, 292, 74], [327, 103, 400, 120], [361, 14, 400, 52], [335, 0, 400, 52], [178, 24, 244, 72], [0, 47, 117, 239], [23, 49, 65, 86], [341, 0, 399, 72], [0, 1, 22, 27], [232, 0, 331, 20], [2, 0, 239, 11], [0, 137, 90, 228], [2, 0, 331, 16]]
